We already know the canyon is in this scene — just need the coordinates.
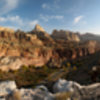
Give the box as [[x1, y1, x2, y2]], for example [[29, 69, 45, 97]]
[[0, 25, 99, 71], [0, 25, 100, 100]]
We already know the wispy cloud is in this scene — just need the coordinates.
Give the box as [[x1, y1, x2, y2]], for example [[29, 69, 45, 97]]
[[29, 20, 39, 28], [0, 15, 39, 31], [42, 0, 61, 10], [74, 16, 84, 24], [42, 3, 50, 9], [0, 0, 19, 15], [40, 14, 64, 22], [0, 15, 23, 25]]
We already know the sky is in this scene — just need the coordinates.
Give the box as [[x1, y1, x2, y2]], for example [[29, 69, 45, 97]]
[[0, 0, 100, 34]]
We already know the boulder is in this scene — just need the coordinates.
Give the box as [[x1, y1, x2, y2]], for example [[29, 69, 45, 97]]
[[19, 88, 54, 100], [53, 79, 81, 93], [0, 81, 17, 97]]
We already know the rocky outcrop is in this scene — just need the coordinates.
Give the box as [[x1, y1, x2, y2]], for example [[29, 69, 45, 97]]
[[34, 24, 45, 32], [51, 30, 80, 42], [0, 57, 23, 72], [53, 79, 81, 93], [53, 79, 100, 100], [0, 80, 100, 100], [0, 48, 53, 71], [0, 26, 14, 33], [0, 81, 16, 97], [31, 25, 55, 46]]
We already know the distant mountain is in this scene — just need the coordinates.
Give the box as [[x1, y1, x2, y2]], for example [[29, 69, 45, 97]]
[[77, 33, 100, 42]]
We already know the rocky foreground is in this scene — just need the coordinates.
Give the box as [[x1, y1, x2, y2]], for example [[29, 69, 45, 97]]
[[0, 79, 100, 100]]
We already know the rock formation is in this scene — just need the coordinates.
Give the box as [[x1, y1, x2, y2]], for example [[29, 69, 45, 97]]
[[51, 30, 80, 42], [0, 79, 100, 100], [31, 25, 55, 46], [78, 32, 100, 42], [0, 26, 14, 33], [34, 24, 45, 32], [0, 26, 99, 71]]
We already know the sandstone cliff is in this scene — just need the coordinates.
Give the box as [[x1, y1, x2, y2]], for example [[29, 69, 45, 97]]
[[51, 30, 80, 42], [0, 26, 99, 71]]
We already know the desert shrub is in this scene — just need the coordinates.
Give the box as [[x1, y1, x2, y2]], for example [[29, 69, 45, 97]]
[[66, 62, 71, 68], [73, 66, 77, 71]]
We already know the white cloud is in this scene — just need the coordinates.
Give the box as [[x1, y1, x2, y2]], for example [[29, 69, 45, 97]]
[[0, 15, 39, 31], [40, 14, 64, 22], [0, 0, 19, 15], [42, 3, 49, 9], [0, 17, 6, 22], [0, 16, 23, 25], [42, 0, 61, 10], [74, 16, 84, 24]]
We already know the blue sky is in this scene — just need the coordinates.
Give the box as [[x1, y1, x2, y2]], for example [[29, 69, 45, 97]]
[[0, 0, 100, 34]]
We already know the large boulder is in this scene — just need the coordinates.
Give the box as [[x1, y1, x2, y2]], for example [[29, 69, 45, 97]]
[[53, 79, 81, 93], [7, 88, 54, 100], [20, 88, 54, 100], [0, 81, 17, 97]]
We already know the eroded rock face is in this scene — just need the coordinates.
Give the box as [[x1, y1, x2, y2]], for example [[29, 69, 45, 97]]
[[30, 31, 55, 46], [0, 26, 99, 71], [51, 30, 80, 42], [0, 30, 53, 71], [34, 24, 45, 32], [86, 40, 97, 54], [0, 27, 14, 33], [0, 48, 53, 71], [0, 57, 23, 72]]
